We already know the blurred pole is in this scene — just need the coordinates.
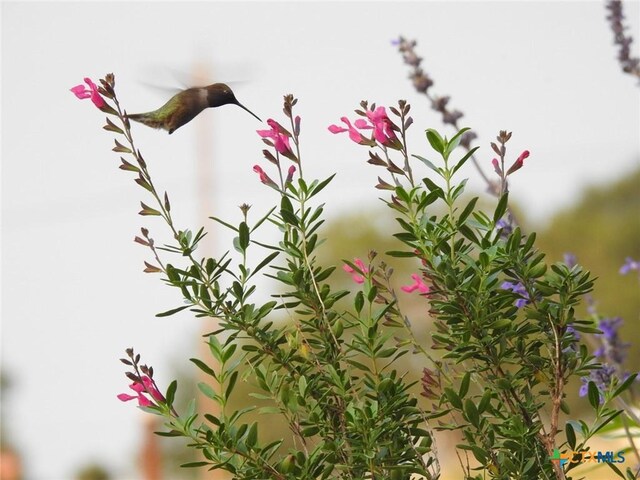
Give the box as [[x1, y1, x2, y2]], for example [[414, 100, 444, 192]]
[[140, 417, 162, 480], [193, 62, 226, 480]]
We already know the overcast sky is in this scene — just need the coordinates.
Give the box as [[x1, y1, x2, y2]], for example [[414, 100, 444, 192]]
[[2, 1, 639, 479]]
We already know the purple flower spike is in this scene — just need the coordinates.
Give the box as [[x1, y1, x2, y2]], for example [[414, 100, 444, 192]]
[[619, 257, 639, 275]]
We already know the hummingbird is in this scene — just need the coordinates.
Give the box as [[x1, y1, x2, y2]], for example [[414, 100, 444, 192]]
[[126, 83, 262, 134]]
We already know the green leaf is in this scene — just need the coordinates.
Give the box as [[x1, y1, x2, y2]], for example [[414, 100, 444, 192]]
[[464, 399, 479, 427], [198, 382, 219, 402], [190, 358, 216, 377], [156, 305, 190, 317], [412, 154, 439, 172], [604, 461, 625, 478], [613, 373, 637, 398], [246, 423, 258, 447], [451, 146, 479, 176], [426, 129, 444, 154], [238, 221, 250, 251], [444, 387, 462, 409], [493, 193, 509, 223], [309, 173, 335, 197], [422, 177, 441, 192], [457, 197, 478, 226], [459, 372, 471, 398], [446, 127, 471, 154], [248, 252, 279, 279], [165, 380, 177, 407], [181, 462, 210, 468], [354, 291, 364, 314], [565, 421, 576, 449], [587, 381, 601, 410], [224, 371, 238, 400]]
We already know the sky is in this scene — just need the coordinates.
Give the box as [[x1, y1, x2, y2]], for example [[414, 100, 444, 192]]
[[2, 1, 639, 479]]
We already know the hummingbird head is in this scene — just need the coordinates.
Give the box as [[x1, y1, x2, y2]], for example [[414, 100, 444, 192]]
[[206, 83, 262, 122]]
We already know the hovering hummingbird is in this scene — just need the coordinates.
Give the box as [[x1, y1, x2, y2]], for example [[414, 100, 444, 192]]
[[127, 83, 261, 134]]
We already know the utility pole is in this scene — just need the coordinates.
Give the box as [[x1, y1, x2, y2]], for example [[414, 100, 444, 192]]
[[193, 61, 226, 480]]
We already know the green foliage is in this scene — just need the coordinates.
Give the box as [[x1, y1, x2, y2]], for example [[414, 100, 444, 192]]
[[94, 73, 638, 480]]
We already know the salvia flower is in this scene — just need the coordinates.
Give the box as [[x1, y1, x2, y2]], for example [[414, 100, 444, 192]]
[[401, 273, 430, 294], [328, 117, 369, 145], [563, 324, 580, 353], [70, 77, 106, 108], [579, 364, 617, 399], [257, 119, 296, 160], [364, 106, 398, 146], [252, 165, 278, 188], [285, 165, 296, 184], [491, 158, 502, 176], [619, 257, 639, 275], [563, 253, 578, 269], [505, 150, 530, 175], [420, 367, 441, 399], [594, 316, 630, 366], [329, 106, 399, 148], [117, 375, 165, 407], [501, 281, 530, 308], [343, 258, 368, 284]]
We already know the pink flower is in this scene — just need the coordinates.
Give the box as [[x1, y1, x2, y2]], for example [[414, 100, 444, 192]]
[[506, 150, 530, 175], [329, 107, 398, 147], [343, 258, 368, 284], [491, 158, 502, 175], [253, 165, 277, 187], [70, 77, 105, 108], [328, 117, 366, 144], [366, 106, 397, 145], [117, 376, 164, 407], [286, 165, 296, 184], [401, 273, 430, 294], [257, 119, 294, 157]]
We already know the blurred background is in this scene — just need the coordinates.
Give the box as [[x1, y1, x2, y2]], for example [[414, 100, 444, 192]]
[[2, 1, 639, 479]]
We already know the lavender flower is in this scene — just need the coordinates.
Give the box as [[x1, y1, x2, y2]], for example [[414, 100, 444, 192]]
[[563, 253, 577, 269], [579, 364, 617, 399], [595, 316, 630, 365], [501, 281, 530, 308], [619, 257, 639, 275], [605, 1, 640, 82]]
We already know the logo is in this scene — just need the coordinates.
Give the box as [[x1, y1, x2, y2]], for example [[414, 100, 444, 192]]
[[550, 449, 625, 466]]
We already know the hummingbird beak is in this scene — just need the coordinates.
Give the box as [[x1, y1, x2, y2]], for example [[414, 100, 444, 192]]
[[235, 101, 262, 122]]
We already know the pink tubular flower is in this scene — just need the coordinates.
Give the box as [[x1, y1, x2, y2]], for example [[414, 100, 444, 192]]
[[117, 376, 164, 407], [70, 77, 105, 108], [492, 158, 502, 176], [257, 119, 294, 158], [343, 258, 368, 284], [328, 117, 367, 144], [253, 165, 277, 188], [401, 273, 430, 294], [329, 106, 398, 147], [286, 165, 296, 184], [506, 150, 530, 175], [366, 106, 397, 145]]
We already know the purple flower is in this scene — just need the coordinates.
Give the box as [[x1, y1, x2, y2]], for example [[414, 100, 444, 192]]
[[563, 324, 580, 354], [563, 253, 577, 269], [619, 257, 639, 275], [579, 364, 617, 399], [595, 317, 630, 365], [501, 281, 530, 308]]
